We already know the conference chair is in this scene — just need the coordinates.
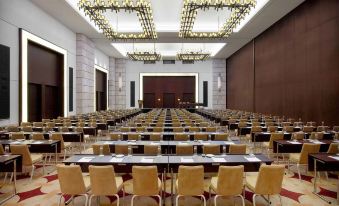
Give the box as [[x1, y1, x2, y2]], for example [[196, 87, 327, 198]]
[[173, 127, 184, 132], [214, 133, 229, 141], [194, 133, 208, 141], [110, 133, 121, 141], [10, 132, 25, 140], [150, 134, 161, 141], [32, 133, 45, 140], [176, 145, 193, 155], [92, 144, 110, 155], [144, 145, 159, 155], [22, 126, 33, 132], [115, 145, 129, 155], [203, 145, 221, 155], [229, 144, 247, 154], [174, 134, 189, 141]]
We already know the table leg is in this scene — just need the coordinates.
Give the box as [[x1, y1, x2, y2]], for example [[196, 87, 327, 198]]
[[313, 159, 317, 192], [14, 160, 16, 195], [55, 144, 58, 164], [171, 168, 174, 206]]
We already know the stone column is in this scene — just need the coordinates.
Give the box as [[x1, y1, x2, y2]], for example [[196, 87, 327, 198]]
[[114, 58, 126, 109], [212, 59, 226, 109], [108, 57, 116, 109], [76, 33, 95, 114]]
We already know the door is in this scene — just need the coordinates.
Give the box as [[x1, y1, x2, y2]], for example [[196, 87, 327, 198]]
[[44, 85, 61, 119], [28, 83, 42, 122], [143, 93, 155, 108], [163, 93, 175, 108]]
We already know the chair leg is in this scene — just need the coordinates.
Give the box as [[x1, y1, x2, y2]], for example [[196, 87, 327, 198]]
[[297, 164, 301, 181], [156, 194, 162, 206], [58, 194, 63, 206], [131, 195, 137, 206], [214, 195, 219, 206], [252, 194, 257, 206], [112, 194, 120, 206], [200, 195, 206, 206], [30, 166, 35, 181], [278, 194, 282, 205], [88, 194, 94, 206], [208, 186, 211, 206], [237, 195, 245, 206], [175, 195, 181, 206], [84, 194, 89, 206]]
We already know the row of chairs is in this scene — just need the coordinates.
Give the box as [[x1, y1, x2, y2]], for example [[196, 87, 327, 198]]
[[57, 164, 285, 206], [120, 126, 218, 132]]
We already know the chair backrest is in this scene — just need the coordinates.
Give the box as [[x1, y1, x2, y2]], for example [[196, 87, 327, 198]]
[[128, 134, 140, 141], [229, 144, 246, 154], [310, 132, 324, 140], [33, 122, 44, 127], [59, 127, 69, 132], [132, 166, 159, 196], [110, 133, 121, 141], [293, 132, 305, 140], [283, 126, 294, 133], [172, 122, 181, 127], [57, 164, 87, 195], [199, 122, 209, 127], [22, 126, 33, 132], [51, 133, 65, 150], [10, 132, 25, 140], [153, 127, 163, 132], [10, 145, 32, 166], [63, 122, 72, 127], [317, 126, 328, 132], [303, 126, 314, 133], [47, 122, 55, 127], [136, 127, 145, 132], [176, 145, 193, 155], [120, 127, 130, 132], [268, 133, 284, 149], [7, 126, 19, 132], [115, 145, 129, 155], [267, 126, 278, 133], [203, 145, 220, 155], [174, 134, 189, 141], [189, 127, 200, 132], [254, 165, 285, 195], [333, 126, 339, 132], [205, 127, 217, 132], [44, 127, 54, 132], [266, 122, 275, 127], [144, 145, 159, 155], [89, 165, 118, 195], [214, 133, 228, 141], [77, 122, 85, 127], [252, 122, 261, 127], [173, 127, 184, 132], [92, 144, 110, 155], [299, 143, 321, 164], [32, 133, 45, 140], [251, 126, 262, 133], [282, 122, 291, 127], [21, 122, 31, 127], [327, 143, 338, 153], [0, 144, 5, 155], [194, 134, 208, 141], [216, 165, 244, 196], [150, 134, 161, 141], [238, 122, 247, 128], [177, 165, 204, 196], [74, 127, 84, 133]]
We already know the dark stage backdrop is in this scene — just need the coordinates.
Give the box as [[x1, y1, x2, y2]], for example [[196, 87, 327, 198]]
[[226, 0, 339, 126], [143, 76, 195, 108]]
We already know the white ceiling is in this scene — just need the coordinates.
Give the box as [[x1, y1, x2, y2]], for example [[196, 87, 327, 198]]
[[31, 0, 305, 59]]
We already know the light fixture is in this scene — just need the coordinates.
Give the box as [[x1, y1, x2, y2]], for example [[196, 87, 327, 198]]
[[176, 52, 210, 61], [217, 73, 222, 92], [127, 52, 162, 61], [78, 0, 157, 40], [179, 0, 256, 39], [118, 73, 122, 91]]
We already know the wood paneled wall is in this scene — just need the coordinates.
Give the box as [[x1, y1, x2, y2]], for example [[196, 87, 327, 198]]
[[226, 0, 339, 126], [143, 76, 195, 108]]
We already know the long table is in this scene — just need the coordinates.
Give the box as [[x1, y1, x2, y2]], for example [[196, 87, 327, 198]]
[[273, 139, 335, 153], [308, 153, 339, 204], [0, 155, 22, 204], [95, 140, 238, 154]]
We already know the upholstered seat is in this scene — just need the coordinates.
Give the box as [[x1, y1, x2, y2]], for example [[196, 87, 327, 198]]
[[229, 144, 246, 154]]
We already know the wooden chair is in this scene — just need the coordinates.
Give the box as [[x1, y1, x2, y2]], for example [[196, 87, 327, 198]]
[[229, 144, 246, 154], [203, 145, 221, 155]]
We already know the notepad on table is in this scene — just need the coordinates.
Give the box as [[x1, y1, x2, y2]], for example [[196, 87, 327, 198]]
[[287, 141, 302, 144], [78, 157, 95, 163], [329, 156, 339, 161], [110, 157, 124, 163], [212, 157, 226, 162], [181, 158, 194, 163], [141, 158, 154, 163], [178, 142, 189, 145], [244, 156, 261, 162], [150, 142, 160, 145], [224, 141, 235, 145], [34, 141, 43, 144]]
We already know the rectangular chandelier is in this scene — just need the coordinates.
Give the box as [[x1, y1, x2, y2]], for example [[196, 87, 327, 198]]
[[176, 52, 210, 61], [179, 0, 256, 39], [127, 52, 162, 61], [78, 0, 157, 40]]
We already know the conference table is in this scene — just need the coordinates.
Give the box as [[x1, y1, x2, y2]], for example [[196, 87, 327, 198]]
[[63, 153, 272, 205], [95, 140, 239, 154], [308, 153, 339, 204], [0, 155, 22, 204], [273, 139, 335, 154], [109, 132, 233, 141]]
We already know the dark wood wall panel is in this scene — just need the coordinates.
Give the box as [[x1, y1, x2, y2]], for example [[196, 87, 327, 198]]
[[143, 76, 195, 108], [95, 70, 107, 111], [226, 42, 254, 111], [226, 0, 339, 126]]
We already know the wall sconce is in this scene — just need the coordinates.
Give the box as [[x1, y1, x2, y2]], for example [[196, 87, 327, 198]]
[[118, 73, 122, 92], [217, 73, 222, 92], [177, 98, 181, 101]]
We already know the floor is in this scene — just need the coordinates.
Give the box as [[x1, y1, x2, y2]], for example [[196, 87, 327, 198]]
[[0, 136, 338, 206]]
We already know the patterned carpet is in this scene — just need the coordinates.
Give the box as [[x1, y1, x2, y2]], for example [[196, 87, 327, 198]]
[[0, 163, 337, 206]]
